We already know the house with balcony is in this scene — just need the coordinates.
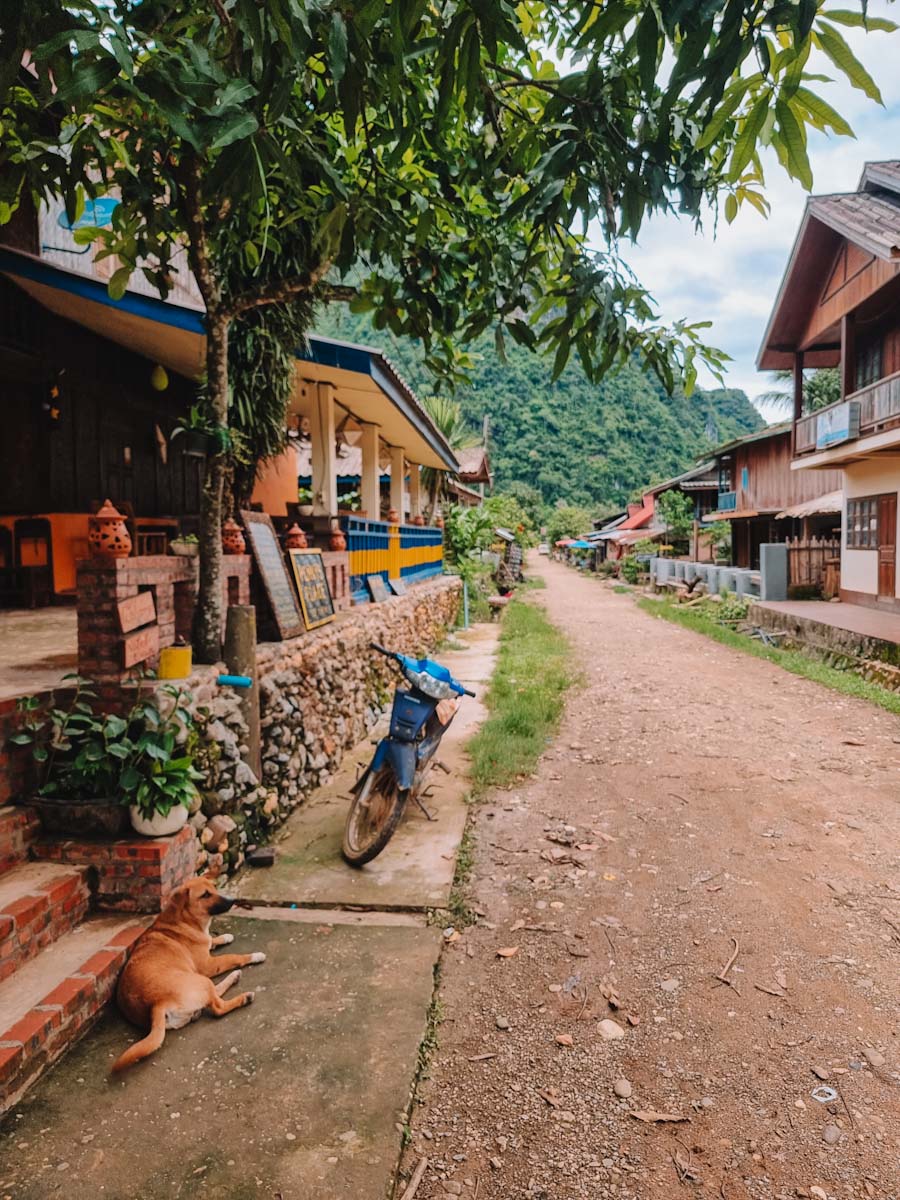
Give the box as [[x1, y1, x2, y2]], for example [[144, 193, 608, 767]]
[[703, 424, 842, 587], [758, 160, 900, 612]]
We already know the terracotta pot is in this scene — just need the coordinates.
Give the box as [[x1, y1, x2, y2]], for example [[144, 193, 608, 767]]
[[387, 507, 400, 524], [412, 514, 425, 526], [89, 499, 131, 559], [222, 518, 245, 555], [435, 515, 444, 529], [283, 522, 307, 550], [329, 528, 347, 552], [129, 803, 189, 838]]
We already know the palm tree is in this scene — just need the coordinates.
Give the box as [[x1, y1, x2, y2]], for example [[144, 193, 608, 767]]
[[420, 395, 480, 522], [755, 367, 841, 415]]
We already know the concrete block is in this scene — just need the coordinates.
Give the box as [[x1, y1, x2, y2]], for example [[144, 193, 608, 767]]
[[759, 543, 788, 602]]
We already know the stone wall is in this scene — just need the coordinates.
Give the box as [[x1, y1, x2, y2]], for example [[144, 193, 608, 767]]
[[181, 575, 461, 877]]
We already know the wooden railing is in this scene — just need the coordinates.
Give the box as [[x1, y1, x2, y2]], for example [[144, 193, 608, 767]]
[[795, 369, 900, 456], [786, 536, 840, 589], [340, 517, 443, 602]]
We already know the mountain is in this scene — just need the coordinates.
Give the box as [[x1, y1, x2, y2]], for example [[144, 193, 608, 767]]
[[313, 308, 764, 510]]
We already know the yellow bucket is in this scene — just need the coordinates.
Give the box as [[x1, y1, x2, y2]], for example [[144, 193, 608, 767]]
[[158, 645, 192, 680]]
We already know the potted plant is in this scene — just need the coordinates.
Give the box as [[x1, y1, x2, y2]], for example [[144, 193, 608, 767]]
[[170, 404, 232, 458], [169, 532, 199, 557], [297, 485, 314, 517], [11, 678, 203, 838]]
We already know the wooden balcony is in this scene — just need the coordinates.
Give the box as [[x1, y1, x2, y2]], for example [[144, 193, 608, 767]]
[[795, 369, 900, 457]]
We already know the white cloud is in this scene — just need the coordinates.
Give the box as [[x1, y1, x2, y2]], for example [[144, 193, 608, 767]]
[[612, 3, 900, 415]]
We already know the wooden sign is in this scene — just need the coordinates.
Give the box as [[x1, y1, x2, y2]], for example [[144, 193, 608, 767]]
[[117, 591, 156, 633], [123, 624, 159, 669], [507, 544, 523, 572], [288, 549, 336, 630], [240, 511, 304, 640], [366, 574, 391, 603], [388, 577, 408, 596]]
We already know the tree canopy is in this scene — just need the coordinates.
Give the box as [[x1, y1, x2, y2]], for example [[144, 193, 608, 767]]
[[1, 0, 890, 654]]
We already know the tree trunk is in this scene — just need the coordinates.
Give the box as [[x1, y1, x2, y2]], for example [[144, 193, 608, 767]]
[[194, 312, 229, 663]]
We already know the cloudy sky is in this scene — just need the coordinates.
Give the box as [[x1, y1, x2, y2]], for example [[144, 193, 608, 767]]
[[617, 3, 900, 419]]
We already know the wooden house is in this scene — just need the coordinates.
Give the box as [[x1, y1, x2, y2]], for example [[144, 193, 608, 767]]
[[758, 160, 900, 611], [704, 424, 842, 573]]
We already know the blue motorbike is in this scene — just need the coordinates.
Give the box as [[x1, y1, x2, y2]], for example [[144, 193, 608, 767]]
[[342, 643, 475, 866]]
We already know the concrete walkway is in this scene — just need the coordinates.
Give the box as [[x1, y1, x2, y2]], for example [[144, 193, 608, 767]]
[[0, 624, 498, 1200], [758, 596, 900, 643]]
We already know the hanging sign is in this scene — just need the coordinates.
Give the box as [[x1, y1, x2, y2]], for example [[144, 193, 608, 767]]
[[288, 549, 336, 630], [816, 400, 860, 450], [57, 197, 120, 230], [240, 511, 304, 640]]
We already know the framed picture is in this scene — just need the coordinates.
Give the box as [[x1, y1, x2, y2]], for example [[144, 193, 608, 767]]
[[288, 549, 336, 630], [240, 511, 304, 640]]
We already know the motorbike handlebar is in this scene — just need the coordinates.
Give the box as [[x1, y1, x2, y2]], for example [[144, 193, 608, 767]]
[[461, 687, 476, 698], [370, 642, 398, 659]]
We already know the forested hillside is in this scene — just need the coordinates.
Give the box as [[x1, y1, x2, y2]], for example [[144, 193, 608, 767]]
[[314, 309, 764, 510]]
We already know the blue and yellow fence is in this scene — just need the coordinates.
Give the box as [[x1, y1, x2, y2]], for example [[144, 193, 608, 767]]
[[341, 517, 444, 603]]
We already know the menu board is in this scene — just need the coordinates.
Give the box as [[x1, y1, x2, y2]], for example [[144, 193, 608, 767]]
[[240, 511, 304, 640], [288, 549, 336, 630], [388, 577, 408, 596], [366, 574, 391, 603]]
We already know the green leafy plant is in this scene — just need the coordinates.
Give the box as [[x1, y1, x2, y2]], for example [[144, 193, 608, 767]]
[[655, 490, 694, 547], [171, 533, 199, 546], [620, 556, 641, 585], [297, 485, 314, 506], [11, 677, 203, 818]]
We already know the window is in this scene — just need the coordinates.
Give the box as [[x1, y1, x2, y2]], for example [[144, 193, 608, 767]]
[[846, 496, 879, 548], [856, 339, 882, 391]]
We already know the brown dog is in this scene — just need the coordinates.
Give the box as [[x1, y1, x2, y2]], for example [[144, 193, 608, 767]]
[[111, 876, 265, 1073]]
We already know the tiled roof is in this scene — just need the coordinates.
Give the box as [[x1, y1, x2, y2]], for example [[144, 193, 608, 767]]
[[808, 189, 900, 260]]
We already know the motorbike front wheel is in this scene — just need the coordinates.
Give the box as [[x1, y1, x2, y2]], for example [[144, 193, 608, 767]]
[[342, 766, 409, 866]]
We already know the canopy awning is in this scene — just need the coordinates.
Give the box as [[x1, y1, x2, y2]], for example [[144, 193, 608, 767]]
[[775, 490, 843, 520], [0, 247, 457, 471]]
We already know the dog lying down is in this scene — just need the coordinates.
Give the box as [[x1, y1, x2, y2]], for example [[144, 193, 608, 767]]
[[111, 875, 265, 1073]]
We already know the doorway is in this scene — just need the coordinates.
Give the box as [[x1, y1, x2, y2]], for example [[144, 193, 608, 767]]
[[878, 492, 897, 599]]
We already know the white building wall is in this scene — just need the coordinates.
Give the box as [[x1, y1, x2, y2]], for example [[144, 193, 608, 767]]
[[842, 457, 900, 598]]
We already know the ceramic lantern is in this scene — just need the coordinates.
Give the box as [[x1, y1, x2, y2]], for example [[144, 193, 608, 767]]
[[283, 523, 307, 550], [89, 499, 132, 559], [222, 518, 245, 555], [329, 525, 347, 552]]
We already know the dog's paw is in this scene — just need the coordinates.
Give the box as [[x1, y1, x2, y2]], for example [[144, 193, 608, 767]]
[[250, 952, 266, 964], [217, 933, 235, 946], [244, 991, 255, 1006]]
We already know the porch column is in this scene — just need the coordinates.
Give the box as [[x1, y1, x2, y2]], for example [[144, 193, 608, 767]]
[[359, 422, 380, 520], [791, 350, 804, 456], [389, 446, 405, 521], [408, 462, 422, 519], [310, 381, 338, 516], [840, 314, 856, 400]]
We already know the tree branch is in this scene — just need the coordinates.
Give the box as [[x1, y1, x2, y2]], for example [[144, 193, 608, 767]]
[[224, 265, 355, 318]]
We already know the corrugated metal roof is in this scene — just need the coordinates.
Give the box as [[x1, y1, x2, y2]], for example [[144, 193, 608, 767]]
[[710, 421, 791, 458]]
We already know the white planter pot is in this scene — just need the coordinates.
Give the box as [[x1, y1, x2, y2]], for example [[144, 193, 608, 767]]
[[298, 505, 314, 516], [129, 803, 189, 838]]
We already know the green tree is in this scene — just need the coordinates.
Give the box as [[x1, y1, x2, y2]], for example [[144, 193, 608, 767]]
[[546, 506, 595, 546], [2, 2, 889, 656], [756, 367, 842, 414], [420, 396, 480, 522], [655, 490, 694, 547]]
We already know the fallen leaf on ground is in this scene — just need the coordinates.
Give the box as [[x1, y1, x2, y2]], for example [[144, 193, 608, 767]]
[[538, 1087, 563, 1108], [510, 919, 525, 932], [630, 1110, 688, 1124], [496, 946, 519, 958], [555, 1034, 574, 1046]]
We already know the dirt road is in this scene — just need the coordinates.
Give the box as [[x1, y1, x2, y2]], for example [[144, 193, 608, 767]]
[[403, 558, 900, 1200]]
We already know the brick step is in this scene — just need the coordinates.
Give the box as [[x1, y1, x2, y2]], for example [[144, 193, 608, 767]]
[[0, 861, 92, 985], [0, 805, 40, 877], [0, 913, 148, 1113]]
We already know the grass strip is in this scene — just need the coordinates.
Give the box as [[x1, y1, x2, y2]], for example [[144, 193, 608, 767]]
[[467, 597, 572, 794], [637, 595, 900, 716]]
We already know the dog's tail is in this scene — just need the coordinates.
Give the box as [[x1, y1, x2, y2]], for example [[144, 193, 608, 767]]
[[111, 1005, 167, 1073]]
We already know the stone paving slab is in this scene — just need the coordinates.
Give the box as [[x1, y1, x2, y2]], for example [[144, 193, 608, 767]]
[[236, 626, 497, 911], [0, 914, 441, 1200]]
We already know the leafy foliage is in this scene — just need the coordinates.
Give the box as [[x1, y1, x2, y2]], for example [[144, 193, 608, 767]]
[[320, 307, 763, 509], [545, 506, 595, 545], [756, 367, 841, 414], [12, 677, 203, 817], [656, 490, 695, 544]]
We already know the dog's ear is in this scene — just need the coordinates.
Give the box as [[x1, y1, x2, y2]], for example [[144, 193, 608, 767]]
[[164, 884, 191, 921]]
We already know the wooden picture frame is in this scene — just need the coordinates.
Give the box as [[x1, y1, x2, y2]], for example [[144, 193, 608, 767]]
[[239, 511, 304, 640], [288, 548, 336, 630]]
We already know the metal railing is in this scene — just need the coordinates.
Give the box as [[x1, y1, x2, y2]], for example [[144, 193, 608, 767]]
[[795, 369, 900, 455], [340, 516, 443, 603]]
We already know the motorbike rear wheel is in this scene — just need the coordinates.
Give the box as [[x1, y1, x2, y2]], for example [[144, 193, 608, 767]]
[[341, 766, 409, 866]]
